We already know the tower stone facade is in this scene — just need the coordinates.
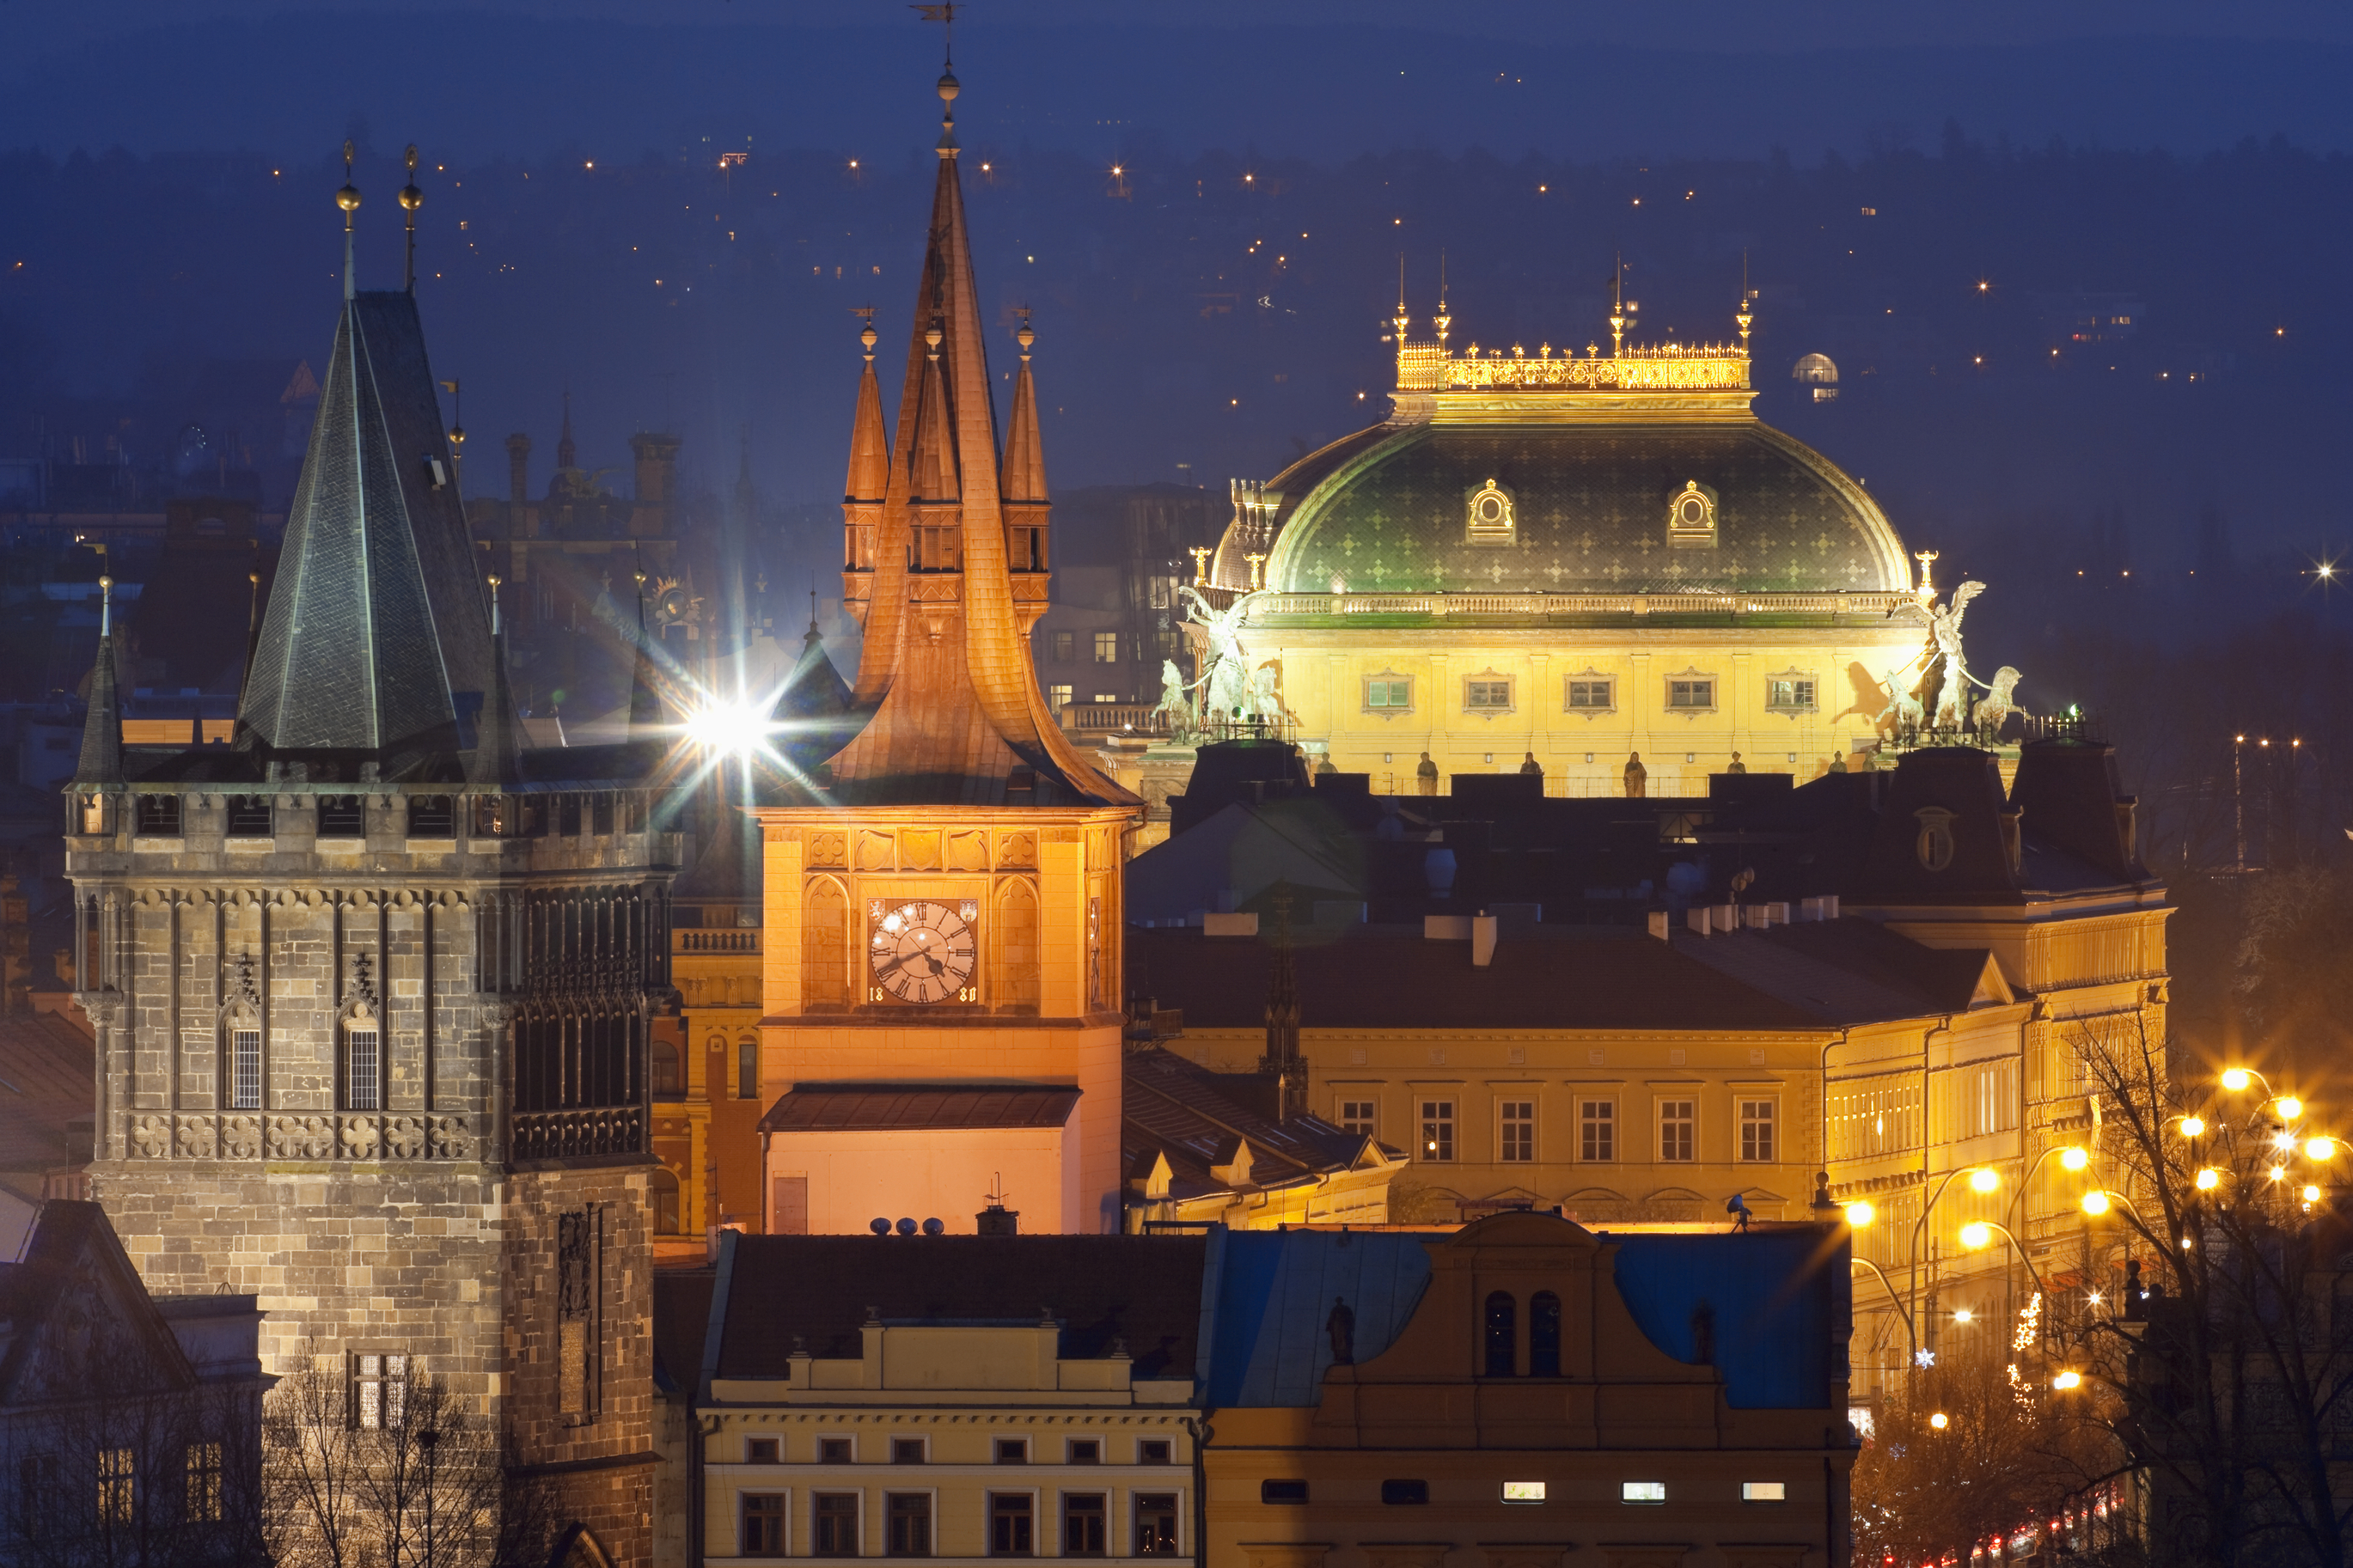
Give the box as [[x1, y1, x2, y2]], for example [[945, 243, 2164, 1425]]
[[67, 278, 674, 1562]]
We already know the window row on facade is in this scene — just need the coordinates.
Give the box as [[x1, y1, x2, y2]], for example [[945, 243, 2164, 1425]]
[[1360, 672, 1820, 717], [1336, 1091, 1782, 1164], [738, 1436, 1175, 1466], [732, 1487, 1181, 1559], [113, 790, 650, 841], [1256, 1477, 1791, 1505]]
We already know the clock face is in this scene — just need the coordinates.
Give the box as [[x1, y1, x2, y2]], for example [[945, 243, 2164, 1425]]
[[868, 900, 978, 1005]]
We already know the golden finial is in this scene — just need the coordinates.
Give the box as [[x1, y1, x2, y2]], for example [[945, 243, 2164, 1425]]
[[1609, 255, 1626, 357], [1244, 552, 1266, 590], [1433, 250, 1450, 351], [925, 315, 944, 363], [1915, 550, 1939, 605], [915, 2, 962, 155], [1393, 254, 1409, 344], [1015, 306, 1034, 360], [853, 303, 878, 361], [399, 143, 424, 293], [1190, 546, 1211, 587]]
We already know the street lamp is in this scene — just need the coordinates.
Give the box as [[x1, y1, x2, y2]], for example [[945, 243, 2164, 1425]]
[[1843, 1203, 1923, 1370], [2052, 1370, 2083, 1390], [1959, 1219, 2053, 1330]]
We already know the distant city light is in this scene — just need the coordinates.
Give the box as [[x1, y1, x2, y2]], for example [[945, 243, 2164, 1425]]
[[1928, 1412, 1949, 1430]]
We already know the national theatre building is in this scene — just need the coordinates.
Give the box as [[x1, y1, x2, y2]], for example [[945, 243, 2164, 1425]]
[[1203, 292, 1935, 796]]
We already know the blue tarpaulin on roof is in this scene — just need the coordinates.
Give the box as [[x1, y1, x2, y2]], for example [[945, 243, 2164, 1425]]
[[1200, 1229, 1433, 1408], [1607, 1228, 1849, 1409]]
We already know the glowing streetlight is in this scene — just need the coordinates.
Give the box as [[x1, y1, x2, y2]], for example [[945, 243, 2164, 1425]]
[[2195, 1168, 2222, 1191], [1953, 1308, 1974, 1324], [1959, 1222, 1993, 1250], [2308, 1138, 2337, 1161], [1844, 1199, 1877, 1229], [2052, 1370, 2083, 1390], [2179, 1116, 2207, 1138], [1969, 1167, 2000, 1194], [2304, 1185, 2324, 1203], [2081, 1190, 2111, 1217], [2060, 1147, 2090, 1171], [2222, 1068, 2252, 1091], [2279, 1096, 2306, 1120], [1928, 1412, 1950, 1430]]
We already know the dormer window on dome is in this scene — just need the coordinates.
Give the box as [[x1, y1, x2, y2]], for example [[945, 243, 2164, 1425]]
[[1668, 480, 1720, 549], [1464, 479, 1516, 546]]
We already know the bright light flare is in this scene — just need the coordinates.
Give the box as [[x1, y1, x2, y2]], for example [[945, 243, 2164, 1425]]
[[2052, 1370, 2083, 1390], [2081, 1190, 2111, 1217], [2195, 1168, 2222, 1190], [1928, 1412, 1950, 1430], [1970, 1167, 2000, 1193], [1959, 1222, 1993, 1250], [1953, 1308, 1974, 1324], [2309, 1138, 2337, 1161], [2305, 1185, 2325, 1203], [2221, 1068, 2252, 1091], [2179, 1116, 2207, 1138], [1843, 1199, 1876, 1229], [683, 699, 771, 756], [2278, 1095, 2306, 1120], [2061, 1147, 2090, 1171]]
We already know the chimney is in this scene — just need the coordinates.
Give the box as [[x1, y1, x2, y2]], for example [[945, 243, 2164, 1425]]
[[629, 432, 681, 538], [1647, 910, 1671, 941], [1471, 912, 1498, 967], [976, 1202, 1019, 1236], [504, 432, 530, 505], [1999, 806, 2025, 876]]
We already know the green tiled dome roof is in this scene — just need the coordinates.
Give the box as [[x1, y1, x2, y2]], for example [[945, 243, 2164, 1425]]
[[1260, 418, 1909, 595]]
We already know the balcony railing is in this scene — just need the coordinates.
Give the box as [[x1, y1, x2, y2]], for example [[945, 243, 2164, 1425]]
[[675, 930, 761, 955]]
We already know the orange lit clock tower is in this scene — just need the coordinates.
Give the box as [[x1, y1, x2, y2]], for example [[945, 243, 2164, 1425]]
[[754, 58, 1140, 1235]]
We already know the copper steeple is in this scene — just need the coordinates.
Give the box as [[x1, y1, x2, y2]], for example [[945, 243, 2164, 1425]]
[[822, 66, 1134, 808]]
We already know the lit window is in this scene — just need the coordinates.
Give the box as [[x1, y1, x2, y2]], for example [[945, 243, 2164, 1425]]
[[1501, 1480, 1546, 1504], [1623, 1480, 1666, 1504], [352, 1353, 409, 1429], [185, 1441, 223, 1522], [1659, 1101, 1696, 1162], [1739, 1100, 1776, 1162], [1744, 1480, 1788, 1503], [1339, 1100, 1377, 1139], [1767, 677, 1817, 711], [98, 1446, 135, 1522], [1420, 1101, 1455, 1162], [1365, 677, 1413, 712], [1465, 679, 1513, 712], [1048, 684, 1073, 710], [1093, 631, 1120, 663], [1580, 1100, 1616, 1162], [1667, 679, 1715, 711], [1500, 1101, 1534, 1162], [1567, 678, 1613, 711]]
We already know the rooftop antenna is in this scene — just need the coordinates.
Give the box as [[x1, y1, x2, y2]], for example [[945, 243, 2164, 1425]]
[[335, 140, 362, 300], [399, 144, 424, 292]]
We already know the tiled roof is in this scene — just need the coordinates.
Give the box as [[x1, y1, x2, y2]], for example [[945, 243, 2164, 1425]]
[[757, 1082, 1081, 1134], [711, 1234, 1210, 1377], [1122, 1047, 1372, 1199], [0, 1012, 96, 1177]]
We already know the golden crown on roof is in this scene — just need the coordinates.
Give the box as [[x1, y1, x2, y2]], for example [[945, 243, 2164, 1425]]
[[1395, 293, 1756, 393]]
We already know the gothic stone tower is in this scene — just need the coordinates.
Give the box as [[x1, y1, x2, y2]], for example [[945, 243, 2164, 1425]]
[[66, 255, 675, 1560], [755, 62, 1140, 1235]]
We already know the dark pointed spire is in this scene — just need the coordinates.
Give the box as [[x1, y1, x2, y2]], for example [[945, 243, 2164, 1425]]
[[846, 317, 890, 504], [238, 284, 492, 754], [557, 390, 577, 472], [1000, 309, 1045, 505], [73, 577, 124, 786], [468, 574, 523, 787]]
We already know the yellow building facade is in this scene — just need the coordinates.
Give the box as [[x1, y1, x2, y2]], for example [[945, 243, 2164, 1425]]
[[1203, 296, 1936, 794]]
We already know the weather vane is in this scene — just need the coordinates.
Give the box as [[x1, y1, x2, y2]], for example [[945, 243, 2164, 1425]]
[[912, 2, 959, 63]]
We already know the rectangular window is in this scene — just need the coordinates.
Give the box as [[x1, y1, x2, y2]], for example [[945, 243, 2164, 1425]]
[[1066, 1439, 1100, 1464], [1093, 631, 1120, 664], [1260, 1480, 1309, 1505], [1465, 679, 1513, 711], [1064, 1493, 1107, 1556], [743, 1494, 787, 1557], [1419, 1101, 1455, 1162], [1744, 1480, 1788, 1503], [1091, 692, 1120, 704], [813, 1492, 859, 1556], [1048, 684, 1073, 711], [1138, 1440, 1173, 1466], [1622, 1480, 1667, 1504], [994, 1438, 1029, 1463], [558, 1210, 600, 1418], [989, 1493, 1035, 1556], [135, 794, 182, 835], [748, 1437, 781, 1464], [1501, 1480, 1546, 1504], [345, 1028, 380, 1111], [351, 1353, 408, 1429], [1666, 679, 1715, 711], [592, 793, 615, 835], [559, 794, 584, 836], [406, 795, 455, 837], [819, 1437, 853, 1465], [1659, 1101, 1696, 1162], [225, 795, 272, 835], [738, 1041, 759, 1100], [1134, 1493, 1180, 1554], [891, 1438, 926, 1464], [185, 1441, 223, 1522], [1580, 1100, 1616, 1162], [1052, 631, 1074, 662], [98, 1445, 135, 1523], [229, 1029, 260, 1110], [1567, 678, 1614, 711], [1740, 1099, 1776, 1162], [1380, 1480, 1430, 1505], [1364, 677, 1413, 711], [1767, 677, 1818, 711], [316, 795, 365, 837], [888, 1492, 933, 1556], [1338, 1100, 1377, 1139], [1500, 1100, 1535, 1162]]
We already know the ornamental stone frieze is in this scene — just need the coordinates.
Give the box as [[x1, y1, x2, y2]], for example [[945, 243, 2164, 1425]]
[[125, 1111, 475, 1163]]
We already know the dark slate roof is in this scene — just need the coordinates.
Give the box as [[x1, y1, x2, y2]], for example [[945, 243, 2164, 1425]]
[[1122, 1047, 1376, 1199], [1129, 923, 1844, 1033], [1677, 919, 1996, 1022], [1610, 1225, 1849, 1409], [756, 1083, 1080, 1134], [72, 631, 123, 785], [240, 291, 496, 754], [712, 1234, 1210, 1377], [1198, 1228, 1432, 1406], [652, 1267, 717, 1398], [0, 1201, 194, 1404], [1262, 418, 1906, 596]]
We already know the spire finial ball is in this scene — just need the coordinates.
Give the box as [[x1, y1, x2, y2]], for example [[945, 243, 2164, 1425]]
[[337, 182, 363, 215], [938, 70, 960, 104], [860, 324, 878, 353]]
